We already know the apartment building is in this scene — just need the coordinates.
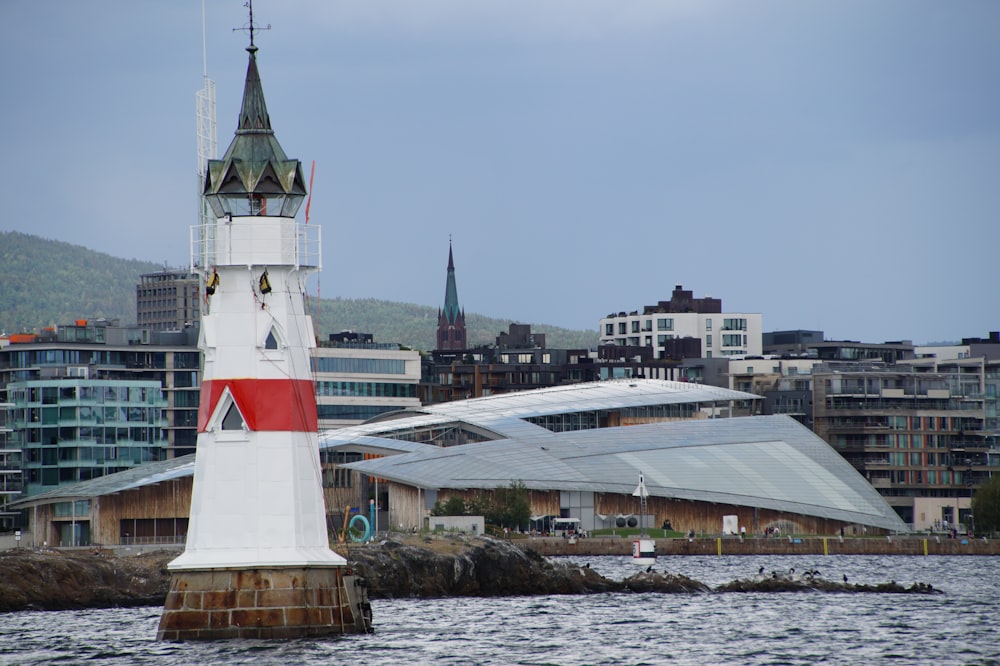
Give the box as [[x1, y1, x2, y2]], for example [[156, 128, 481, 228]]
[[7, 377, 168, 500], [599, 285, 762, 359], [812, 359, 999, 530], [421, 323, 599, 402], [0, 395, 22, 529], [0, 320, 201, 458], [727, 357, 820, 424]]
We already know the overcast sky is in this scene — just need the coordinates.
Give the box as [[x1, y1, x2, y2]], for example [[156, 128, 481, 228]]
[[2, 1, 997, 344]]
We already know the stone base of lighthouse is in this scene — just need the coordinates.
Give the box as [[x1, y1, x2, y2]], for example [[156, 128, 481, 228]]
[[156, 566, 372, 641]]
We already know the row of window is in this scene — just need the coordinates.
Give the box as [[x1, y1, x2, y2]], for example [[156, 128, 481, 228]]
[[607, 318, 677, 335], [28, 466, 128, 487], [3, 349, 171, 369], [499, 353, 553, 364], [835, 433, 986, 453], [25, 443, 163, 466], [605, 317, 753, 337], [608, 332, 749, 353], [13, 405, 164, 427], [137, 311, 196, 323], [312, 357, 407, 375], [869, 469, 970, 486], [10, 384, 163, 405], [866, 452, 970, 466], [825, 415, 976, 431], [22, 426, 167, 448], [316, 404, 401, 421], [315, 381, 418, 398], [380, 425, 493, 446], [526, 412, 599, 432]]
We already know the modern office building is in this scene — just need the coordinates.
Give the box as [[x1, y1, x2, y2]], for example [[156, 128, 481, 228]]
[[136, 270, 201, 332], [7, 377, 168, 500], [599, 285, 762, 359], [313, 331, 422, 430]]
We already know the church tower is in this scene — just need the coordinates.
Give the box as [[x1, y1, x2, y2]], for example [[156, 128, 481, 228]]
[[436, 240, 467, 350], [157, 23, 371, 640]]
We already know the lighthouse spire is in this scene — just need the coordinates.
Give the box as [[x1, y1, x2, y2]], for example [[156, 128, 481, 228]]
[[202, 5, 304, 220]]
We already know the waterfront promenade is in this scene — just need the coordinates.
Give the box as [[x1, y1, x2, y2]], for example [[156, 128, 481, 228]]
[[520, 534, 999, 557]]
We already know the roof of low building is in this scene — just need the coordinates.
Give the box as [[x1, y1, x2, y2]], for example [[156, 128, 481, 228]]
[[10, 455, 195, 508]]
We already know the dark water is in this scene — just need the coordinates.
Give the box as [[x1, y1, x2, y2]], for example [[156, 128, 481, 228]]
[[1, 555, 997, 665]]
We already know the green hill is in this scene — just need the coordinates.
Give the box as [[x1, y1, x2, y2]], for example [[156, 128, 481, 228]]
[[0, 231, 598, 351]]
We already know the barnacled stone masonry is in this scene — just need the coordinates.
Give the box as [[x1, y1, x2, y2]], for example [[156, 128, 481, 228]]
[[157, 567, 371, 640]]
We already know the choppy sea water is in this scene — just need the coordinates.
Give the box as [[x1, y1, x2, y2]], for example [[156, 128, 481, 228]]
[[0, 555, 997, 665]]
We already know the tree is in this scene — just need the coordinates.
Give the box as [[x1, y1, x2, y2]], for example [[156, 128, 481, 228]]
[[972, 474, 1000, 536], [478, 481, 532, 530], [430, 495, 468, 517], [431, 482, 532, 529]]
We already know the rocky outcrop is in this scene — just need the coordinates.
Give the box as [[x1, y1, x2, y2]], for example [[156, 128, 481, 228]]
[[344, 536, 622, 598], [0, 548, 171, 612], [621, 570, 710, 594], [715, 577, 943, 594], [0, 535, 941, 613]]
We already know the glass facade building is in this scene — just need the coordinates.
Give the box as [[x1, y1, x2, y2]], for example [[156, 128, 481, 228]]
[[8, 379, 168, 497]]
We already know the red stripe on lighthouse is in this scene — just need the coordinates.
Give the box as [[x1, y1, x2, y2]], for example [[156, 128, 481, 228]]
[[198, 379, 318, 432]]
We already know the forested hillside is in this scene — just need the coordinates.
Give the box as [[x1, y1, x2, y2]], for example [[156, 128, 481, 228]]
[[0, 231, 598, 351]]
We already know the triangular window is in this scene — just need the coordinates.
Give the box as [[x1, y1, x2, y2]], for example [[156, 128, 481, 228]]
[[221, 401, 246, 431], [209, 387, 248, 436], [261, 323, 285, 351]]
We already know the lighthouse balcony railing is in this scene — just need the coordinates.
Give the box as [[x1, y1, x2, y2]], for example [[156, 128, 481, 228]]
[[190, 220, 321, 273]]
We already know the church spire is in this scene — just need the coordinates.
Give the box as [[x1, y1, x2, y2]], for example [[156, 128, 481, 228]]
[[436, 239, 467, 351], [442, 239, 461, 324]]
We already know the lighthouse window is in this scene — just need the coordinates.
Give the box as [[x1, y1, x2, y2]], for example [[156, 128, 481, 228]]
[[265, 330, 278, 350], [221, 403, 245, 431]]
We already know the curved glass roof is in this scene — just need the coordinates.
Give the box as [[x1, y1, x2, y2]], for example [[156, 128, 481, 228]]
[[341, 416, 907, 531], [320, 378, 758, 446], [324, 379, 904, 531]]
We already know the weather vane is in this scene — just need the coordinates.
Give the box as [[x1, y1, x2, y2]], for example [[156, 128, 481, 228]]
[[233, 0, 270, 49]]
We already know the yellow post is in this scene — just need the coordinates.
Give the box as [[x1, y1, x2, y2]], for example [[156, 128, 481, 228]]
[[923, 538, 928, 556], [717, 537, 722, 556], [823, 537, 828, 556]]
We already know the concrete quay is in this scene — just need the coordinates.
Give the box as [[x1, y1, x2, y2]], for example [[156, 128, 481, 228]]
[[519, 535, 1000, 557]]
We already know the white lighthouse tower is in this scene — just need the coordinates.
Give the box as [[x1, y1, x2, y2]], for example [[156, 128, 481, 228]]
[[158, 26, 371, 641]]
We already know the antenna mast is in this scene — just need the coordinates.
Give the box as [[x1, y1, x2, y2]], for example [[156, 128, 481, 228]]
[[196, 0, 218, 233]]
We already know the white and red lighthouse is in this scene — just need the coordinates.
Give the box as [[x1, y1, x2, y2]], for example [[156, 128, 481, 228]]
[[157, 34, 371, 640]]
